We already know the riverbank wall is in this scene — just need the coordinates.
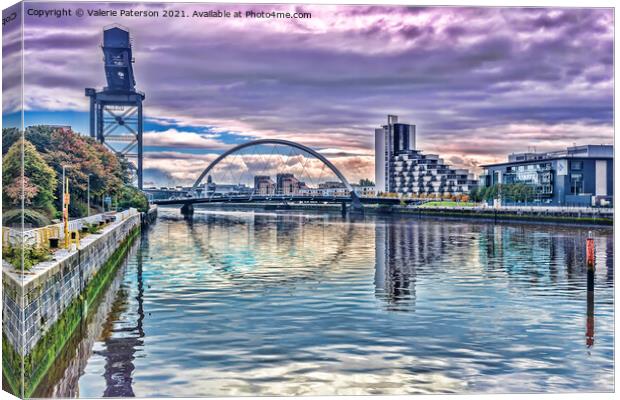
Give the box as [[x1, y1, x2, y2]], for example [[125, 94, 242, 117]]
[[187, 203, 613, 226], [2, 211, 143, 397]]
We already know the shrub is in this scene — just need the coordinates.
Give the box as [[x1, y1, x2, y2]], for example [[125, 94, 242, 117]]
[[87, 223, 102, 234], [2, 209, 52, 228], [117, 185, 149, 212], [3, 244, 51, 270]]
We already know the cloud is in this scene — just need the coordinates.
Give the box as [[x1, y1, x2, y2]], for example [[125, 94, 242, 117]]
[[17, 5, 613, 179], [143, 149, 373, 186], [144, 129, 229, 150]]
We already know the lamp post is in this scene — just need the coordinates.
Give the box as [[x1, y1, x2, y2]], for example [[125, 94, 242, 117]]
[[62, 165, 71, 248], [87, 174, 91, 217]]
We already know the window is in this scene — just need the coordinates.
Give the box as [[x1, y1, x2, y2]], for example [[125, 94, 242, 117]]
[[570, 173, 584, 194], [571, 161, 583, 170]]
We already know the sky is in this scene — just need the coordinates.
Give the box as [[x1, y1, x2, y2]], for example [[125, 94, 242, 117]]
[[2, 3, 614, 187]]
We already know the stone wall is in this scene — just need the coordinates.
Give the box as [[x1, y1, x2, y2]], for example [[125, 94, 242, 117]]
[[2, 212, 141, 396]]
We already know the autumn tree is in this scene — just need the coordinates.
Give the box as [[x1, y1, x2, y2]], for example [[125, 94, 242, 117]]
[[2, 139, 57, 215]]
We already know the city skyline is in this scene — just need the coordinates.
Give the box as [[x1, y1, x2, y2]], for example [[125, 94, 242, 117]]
[[4, 4, 613, 186]]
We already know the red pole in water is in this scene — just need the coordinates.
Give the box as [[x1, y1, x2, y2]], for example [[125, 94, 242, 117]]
[[586, 231, 595, 269], [585, 230, 595, 348]]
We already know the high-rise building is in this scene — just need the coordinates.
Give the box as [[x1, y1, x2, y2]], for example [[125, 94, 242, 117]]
[[374, 115, 477, 196], [374, 115, 416, 192]]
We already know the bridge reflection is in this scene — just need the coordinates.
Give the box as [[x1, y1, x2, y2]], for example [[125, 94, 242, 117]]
[[33, 213, 612, 396]]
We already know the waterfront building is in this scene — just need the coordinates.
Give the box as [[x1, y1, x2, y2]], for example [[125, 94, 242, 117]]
[[299, 184, 376, 197], [276, 173, 301, 195], [254, 175, 275, 195], [480, 144, 613, 206], [374, 115, 478, 196], [319, 181, 346, 189]]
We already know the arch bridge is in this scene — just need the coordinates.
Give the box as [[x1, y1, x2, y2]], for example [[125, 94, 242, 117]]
[[152, 139, 419, 214]]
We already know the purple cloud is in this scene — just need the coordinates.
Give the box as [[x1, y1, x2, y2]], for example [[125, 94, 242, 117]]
[[11, 3, 614, 181]]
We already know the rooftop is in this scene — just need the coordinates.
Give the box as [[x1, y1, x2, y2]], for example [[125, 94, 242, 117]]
[[482, 144, 613, 168]]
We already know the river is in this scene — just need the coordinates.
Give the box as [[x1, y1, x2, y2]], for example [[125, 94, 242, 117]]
[[34, 208, 614, 396]]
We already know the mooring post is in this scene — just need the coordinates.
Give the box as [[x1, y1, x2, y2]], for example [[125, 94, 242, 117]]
[[585, 230, 595, 348], [586, 231, 595, 270]]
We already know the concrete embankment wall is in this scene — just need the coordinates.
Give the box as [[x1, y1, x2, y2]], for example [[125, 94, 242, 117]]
[[188, 203, 612, 226], [2, 212, 143, 397]]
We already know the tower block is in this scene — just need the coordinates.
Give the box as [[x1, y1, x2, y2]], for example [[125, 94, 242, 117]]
[[86, 24, 145, 189]]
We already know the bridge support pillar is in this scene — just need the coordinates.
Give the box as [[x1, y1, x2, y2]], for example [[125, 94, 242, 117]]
[[350, 193, 364, 214], [181, 203, 194, 216], [341, 202, 347, 216]]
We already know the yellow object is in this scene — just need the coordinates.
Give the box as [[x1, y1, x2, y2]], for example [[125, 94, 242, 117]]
[[64, 177, 70, 248], [68, 230, 80, 248]]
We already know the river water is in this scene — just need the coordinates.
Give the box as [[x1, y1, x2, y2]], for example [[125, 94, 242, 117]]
[[35, 208, 614, 396]]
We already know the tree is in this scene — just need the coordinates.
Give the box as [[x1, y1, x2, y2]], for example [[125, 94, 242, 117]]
[[4, 176, 39, 206], [2, 128, 21, 155], [359, 178, 375, 187], [469, 187, 482, 202], [3, 139, 57, 215], [118, 185, 149, 212]]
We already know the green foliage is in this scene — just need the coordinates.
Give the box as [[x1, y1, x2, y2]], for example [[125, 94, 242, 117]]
[[117, 185, 149, 212], [2, 127, 21, 155], [68, 200, 89, 219], [3, 126, 143, 219], [3, 244, 51, 270], [3, 139, 58, 216], [468, 186, 484, 202], [358, 178, 375, 186], [21, 227, 140, 397], [482, 183, 535, 203], [87, 223, 103, 234], [24, 125, 54, 152], [2, 208, 52, 228]]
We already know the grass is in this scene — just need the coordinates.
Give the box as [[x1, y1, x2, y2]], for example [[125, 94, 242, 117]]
[[419, 201, 478, 208]]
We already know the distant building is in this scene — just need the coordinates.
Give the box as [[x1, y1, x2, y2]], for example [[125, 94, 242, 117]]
[[319, 181, 346, 189], [254, 175, 275, 195], [299, 184, 375, 197], [374, 115, 477, 196], [203, 175, 251, 196], [276, 173, 300, 195], [480, 144, 613, 206]]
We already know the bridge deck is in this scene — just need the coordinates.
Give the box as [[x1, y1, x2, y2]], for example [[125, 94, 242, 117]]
[[153, 195, 418, 206]]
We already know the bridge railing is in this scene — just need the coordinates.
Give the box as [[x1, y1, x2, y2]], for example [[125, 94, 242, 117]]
[[2, 208, 138, 249]]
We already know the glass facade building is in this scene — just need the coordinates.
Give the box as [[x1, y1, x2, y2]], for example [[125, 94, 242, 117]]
[[481, 145, 613, 206]]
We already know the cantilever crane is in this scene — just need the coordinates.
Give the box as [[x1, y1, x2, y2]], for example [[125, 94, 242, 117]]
[[85, 24, 145, 189]]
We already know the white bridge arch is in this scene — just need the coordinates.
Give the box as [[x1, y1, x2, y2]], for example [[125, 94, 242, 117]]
[[191, 138, 361, 208]]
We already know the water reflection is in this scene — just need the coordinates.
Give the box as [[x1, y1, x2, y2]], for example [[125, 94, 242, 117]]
[[95, 242, 146, 397], [32, 239, 141, 398], [586, 268, 595, 349], [374, 222, 418, 311], [38, 210, 613, 396]]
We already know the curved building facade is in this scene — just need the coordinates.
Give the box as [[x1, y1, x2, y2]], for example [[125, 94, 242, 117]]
[[374, 115, 478, 196]]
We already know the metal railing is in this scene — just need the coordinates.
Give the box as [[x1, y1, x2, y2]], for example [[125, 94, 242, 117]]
[[2, 208, 138, 249]]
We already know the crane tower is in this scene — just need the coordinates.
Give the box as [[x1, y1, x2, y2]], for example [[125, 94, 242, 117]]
[[85, 24, 145, 189]]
